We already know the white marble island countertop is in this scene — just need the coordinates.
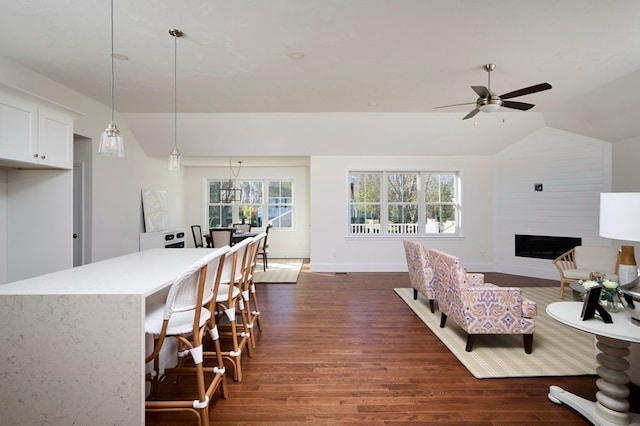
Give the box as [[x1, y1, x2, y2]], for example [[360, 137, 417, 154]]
[[0, 247, 218, 425], [0, 248, 216, 297]]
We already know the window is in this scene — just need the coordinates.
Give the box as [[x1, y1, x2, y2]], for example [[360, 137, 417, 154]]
[[348, 171, 459, 236], [424, 172, 458, 234], [349, 173, 381, 234], [208, 179, 293, 229], [268, 181, 293, 227]]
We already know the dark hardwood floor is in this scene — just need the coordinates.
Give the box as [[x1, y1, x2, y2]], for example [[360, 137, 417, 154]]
[[146, 263, 638, 425]]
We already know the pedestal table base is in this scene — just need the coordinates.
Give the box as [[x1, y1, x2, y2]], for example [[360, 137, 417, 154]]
[[549, 335, 639, 425]]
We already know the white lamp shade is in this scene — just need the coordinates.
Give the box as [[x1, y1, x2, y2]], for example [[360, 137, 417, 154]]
[[599, 192, 640, 241]]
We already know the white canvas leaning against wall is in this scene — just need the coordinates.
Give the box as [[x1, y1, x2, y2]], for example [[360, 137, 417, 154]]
[[142, 189, 169, 232]]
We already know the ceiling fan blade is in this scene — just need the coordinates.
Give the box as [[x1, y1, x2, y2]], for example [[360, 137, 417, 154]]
[[433, 101, 477, 109], [471, 86, 490, 98], [500, 82, 552, 100], [462, 108, 480, 120], [502, 100, 535, 111]]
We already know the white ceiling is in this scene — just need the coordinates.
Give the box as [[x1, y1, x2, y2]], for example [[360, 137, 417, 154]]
[[1, 0, 640, 155]]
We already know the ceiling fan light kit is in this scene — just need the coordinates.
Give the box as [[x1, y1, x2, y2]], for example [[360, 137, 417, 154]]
[[434, 63, 552, 120]]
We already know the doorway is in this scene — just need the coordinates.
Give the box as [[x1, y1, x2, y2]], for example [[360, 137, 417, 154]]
[[73, 135, 93, 266], [73, 162, 84, 266]]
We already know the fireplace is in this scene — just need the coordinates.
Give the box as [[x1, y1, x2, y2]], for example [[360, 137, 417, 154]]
[[515, 234, 581, 260]]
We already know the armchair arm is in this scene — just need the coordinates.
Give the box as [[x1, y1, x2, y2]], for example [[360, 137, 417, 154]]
[[466, 272, 485, 287], [553, 247, 576, 277]]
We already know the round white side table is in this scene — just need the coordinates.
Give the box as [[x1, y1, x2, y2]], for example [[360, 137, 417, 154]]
[[547, 302, 640, 425]]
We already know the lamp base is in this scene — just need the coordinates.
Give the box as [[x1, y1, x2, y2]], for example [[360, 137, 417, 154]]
[[619, 264, 638, 285]]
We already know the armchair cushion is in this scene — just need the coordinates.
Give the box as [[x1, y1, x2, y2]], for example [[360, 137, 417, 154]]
[[574, 246, 618, 272]]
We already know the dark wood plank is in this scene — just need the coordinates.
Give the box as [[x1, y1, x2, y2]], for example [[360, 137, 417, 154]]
[[146, 263, 638, 425]]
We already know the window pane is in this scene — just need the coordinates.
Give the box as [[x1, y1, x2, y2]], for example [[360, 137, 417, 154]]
[[388, 204, 418, 233], [269, 205, 292, 227], [350, 173, 380, 202], [208, 205, 233, 228], [424, 173, 439, 202], [387, 173, 418, 202], [424, 172, 456, 202], [209, 181, 221, 204]]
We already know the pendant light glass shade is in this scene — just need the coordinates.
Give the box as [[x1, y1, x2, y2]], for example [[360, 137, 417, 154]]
[[168, 28, 183, 171], [99, 0, 124, 157], [168, 146, 182, 171], [99, 121, 125, 157]]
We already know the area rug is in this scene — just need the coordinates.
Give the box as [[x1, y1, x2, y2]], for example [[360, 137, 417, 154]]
[[394, 286, 597, 378], [254, 259, 303, 283]]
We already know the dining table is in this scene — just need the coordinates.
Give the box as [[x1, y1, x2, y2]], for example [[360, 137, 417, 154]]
[[206, 228, 259, 247]]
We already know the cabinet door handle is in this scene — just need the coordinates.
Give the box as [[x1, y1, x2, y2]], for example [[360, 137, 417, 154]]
[[33, 153, 39, 158], [40, 155, 46, 159]]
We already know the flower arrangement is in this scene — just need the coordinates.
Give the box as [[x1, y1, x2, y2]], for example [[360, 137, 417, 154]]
[[579, 276, 622, 312]]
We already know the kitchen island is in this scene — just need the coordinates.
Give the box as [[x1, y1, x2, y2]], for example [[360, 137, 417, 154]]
[[0, 248, 215, 425]]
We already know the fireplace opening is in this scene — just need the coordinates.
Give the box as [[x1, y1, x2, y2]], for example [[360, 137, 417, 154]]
[[515, 234, 582, 260]]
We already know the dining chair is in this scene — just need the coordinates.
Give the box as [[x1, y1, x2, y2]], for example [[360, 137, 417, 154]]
[[191, 225, 204, 248], [210, 228, 235, 248], [145, 246, 230, 425], [258, 224, 272, 271], [233, 223, 251, 232]]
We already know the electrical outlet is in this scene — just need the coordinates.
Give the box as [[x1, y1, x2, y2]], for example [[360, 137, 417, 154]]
[[534, 183, 543, 192]]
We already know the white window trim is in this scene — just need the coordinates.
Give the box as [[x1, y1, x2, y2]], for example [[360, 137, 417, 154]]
[[204, 177, 295, 230], [346, 169, 464, 238]]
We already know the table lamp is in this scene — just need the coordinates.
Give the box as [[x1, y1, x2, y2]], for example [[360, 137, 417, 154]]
[[600, 192, 640, 326], [600, 193, 640, 284]]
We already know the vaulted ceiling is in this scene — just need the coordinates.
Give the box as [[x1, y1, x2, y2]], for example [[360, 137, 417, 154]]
[[1, 0, 640, 157]]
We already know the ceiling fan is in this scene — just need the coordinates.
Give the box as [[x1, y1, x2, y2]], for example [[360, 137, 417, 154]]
[[434, 63, 552, 120]]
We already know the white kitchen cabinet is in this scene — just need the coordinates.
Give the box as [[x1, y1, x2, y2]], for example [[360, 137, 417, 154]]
[[36, 107, 73, 168], [0, 95, 37, 164], [0, 93, 73, 169]]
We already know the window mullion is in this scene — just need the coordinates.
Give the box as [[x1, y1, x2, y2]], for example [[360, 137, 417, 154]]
[[381, 172, 388, 236]]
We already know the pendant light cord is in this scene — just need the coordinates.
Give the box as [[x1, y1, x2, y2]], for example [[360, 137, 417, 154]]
[[110, 0, 115, 123], [173, 31, 178, 150]]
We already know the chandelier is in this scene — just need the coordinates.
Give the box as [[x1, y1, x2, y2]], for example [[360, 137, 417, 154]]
[[219, 159, 242, 202]]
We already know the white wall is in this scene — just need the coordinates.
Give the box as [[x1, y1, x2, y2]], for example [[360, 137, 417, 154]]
[[184, 164, 310, 258], [309, 155, 493, 272], [0, 56, 185, 277], [493, 127, 613, 279]]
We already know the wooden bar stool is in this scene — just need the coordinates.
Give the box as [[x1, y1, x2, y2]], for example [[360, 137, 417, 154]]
[[145, 247, 230, 425]]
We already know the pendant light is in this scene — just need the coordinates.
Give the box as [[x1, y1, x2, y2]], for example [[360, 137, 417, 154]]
[[98, 0, 125, 157], [219, 158, 243, 202], [168, 28, 183, 171]]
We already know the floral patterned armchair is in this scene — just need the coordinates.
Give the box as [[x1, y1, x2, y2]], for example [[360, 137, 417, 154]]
[[428, 248, 537, 353], [403, 240, 436, 313]]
